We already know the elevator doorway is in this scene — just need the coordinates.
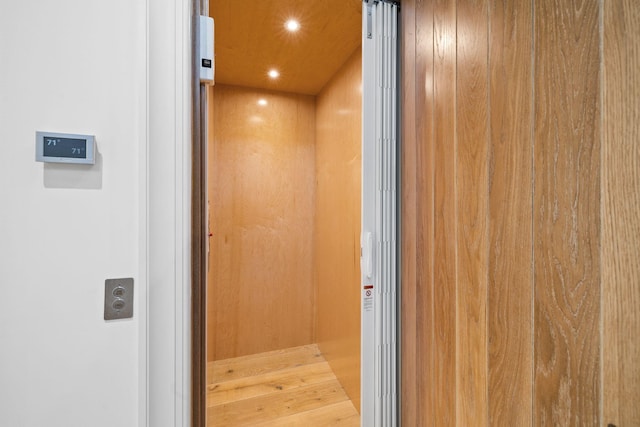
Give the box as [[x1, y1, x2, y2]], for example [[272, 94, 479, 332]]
[[205, 1, 363, 425]]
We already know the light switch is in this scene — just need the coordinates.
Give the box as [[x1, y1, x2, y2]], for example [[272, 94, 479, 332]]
[[104, 278, 134, 320]]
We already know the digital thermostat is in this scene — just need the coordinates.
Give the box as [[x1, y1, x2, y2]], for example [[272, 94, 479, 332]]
[[35, 131, 95, 164]]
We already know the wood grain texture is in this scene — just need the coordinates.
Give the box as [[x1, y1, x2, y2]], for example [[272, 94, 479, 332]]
[[207, 85, 217, 366], [314, 49, 362, 411], [208, 362, 337, 407], [208, 344, 323, 384], [455, 0, 489, 424], [412, 0, 438, 425], [210, 381, 350, 425], [432, 0, 457, 424], [602, 1, 640, 425], [256, 401, 360, 426], [208, 85, 316, 361], [533, 0, 601, 425], [487, 0, 533, 425], [207, 345, 359, 426], [400, 0, 640, 424], [210, 0, 361, 95], [400, 0, 418, 424]]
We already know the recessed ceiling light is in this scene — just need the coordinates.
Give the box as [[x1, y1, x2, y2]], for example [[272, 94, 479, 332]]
[[285, 19, 300, 32], [258, 98, 268, 106], [268, 69, 280, 79]]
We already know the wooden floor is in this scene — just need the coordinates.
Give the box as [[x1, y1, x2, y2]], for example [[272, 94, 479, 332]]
[[207, 344, 360, 426]]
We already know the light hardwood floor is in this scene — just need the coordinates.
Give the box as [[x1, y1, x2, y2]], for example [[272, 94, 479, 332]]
[[207, 344, 360, 426]]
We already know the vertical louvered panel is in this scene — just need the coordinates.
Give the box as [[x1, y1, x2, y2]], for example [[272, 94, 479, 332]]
[[362, 1, 399, 425]]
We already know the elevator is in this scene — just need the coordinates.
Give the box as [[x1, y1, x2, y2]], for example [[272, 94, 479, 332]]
[[205, 1, 363, 425], [202, 1, 399, 425]]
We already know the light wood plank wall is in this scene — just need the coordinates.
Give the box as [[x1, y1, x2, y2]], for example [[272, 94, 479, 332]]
[[401, 0, 639, 425], [207, 85, 316, 361], [314, 49, 363, 412], [602, 1, 640, 425], [207, 54, 363, 410]]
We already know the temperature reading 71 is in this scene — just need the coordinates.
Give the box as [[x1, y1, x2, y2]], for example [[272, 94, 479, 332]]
[[36, 131, 95, 164]]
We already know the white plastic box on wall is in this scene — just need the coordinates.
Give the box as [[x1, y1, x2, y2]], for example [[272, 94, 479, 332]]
[[199, 15, 214, 84]]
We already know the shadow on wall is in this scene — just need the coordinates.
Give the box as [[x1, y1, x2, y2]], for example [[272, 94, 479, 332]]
[[44, 150, 103, 190]]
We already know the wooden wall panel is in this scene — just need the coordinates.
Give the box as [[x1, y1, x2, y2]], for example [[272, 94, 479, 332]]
[[487, 0, 533, 425], [432, 0, 457, 424], [400, 0, 640, 424], [206, 85, 217, 364], [455, 0, 489, 424], [602, 1, 640, 425], [413, 0, 435, 425], [314, 49, 362, 410], [400, 0, 419, 424], [208, 85, 316, 361], [533, 0, 601, 425]]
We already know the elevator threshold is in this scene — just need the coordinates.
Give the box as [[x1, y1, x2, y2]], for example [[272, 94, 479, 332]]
[[207, 344, 359, 426]]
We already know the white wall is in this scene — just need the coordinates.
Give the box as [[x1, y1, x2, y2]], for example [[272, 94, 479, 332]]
[[0, 0, 192, 424], [0, 1, 132, 426]]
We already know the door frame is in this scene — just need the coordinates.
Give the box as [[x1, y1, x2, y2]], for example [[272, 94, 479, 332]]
[[191, 0, 208, 426], [146, 0, 193, 424], [189, 2, 401, 426]]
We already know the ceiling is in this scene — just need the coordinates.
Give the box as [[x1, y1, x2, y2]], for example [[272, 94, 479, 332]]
[[210, 0, 362, 95]]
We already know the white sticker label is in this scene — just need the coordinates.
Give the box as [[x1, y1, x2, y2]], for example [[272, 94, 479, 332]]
[[363, 286, 374, 312]]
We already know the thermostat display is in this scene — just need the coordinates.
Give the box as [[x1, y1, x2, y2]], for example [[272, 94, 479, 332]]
[[36, 131, 95, 164]]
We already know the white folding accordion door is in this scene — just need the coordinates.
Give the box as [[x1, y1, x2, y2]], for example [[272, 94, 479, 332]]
[[361, 1, 399, 426]]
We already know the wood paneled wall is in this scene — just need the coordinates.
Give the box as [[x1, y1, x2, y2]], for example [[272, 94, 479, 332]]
[[401, 0, 639, 425], [314, 49, 362, 411], [534, 1, 600, 424], [207, 85, 316, 361], [602, 1, 640, 425]]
